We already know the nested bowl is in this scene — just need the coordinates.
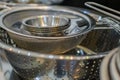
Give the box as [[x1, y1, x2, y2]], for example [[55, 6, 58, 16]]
[[0, 4, 120, 80], [0, 6, 95, 54], [100, 47, 120, 80]]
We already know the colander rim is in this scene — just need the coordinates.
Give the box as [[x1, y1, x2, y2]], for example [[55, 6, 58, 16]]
[[0, 41, 106, 60]]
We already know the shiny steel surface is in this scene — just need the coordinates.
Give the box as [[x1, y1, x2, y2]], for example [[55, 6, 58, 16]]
[[80, 27, 120, 53], [109, 53, 119, 80], [0, 25, 120, 80], [0, 40, 103, 80], [0, 5, 95, 54], [100, 47, 120, 80], [0, 4, 120, 80], [116, 51, 120, 73], [85, 2, 120, 34], [22, 15, 70, 36], [12, 0, 63, 4]]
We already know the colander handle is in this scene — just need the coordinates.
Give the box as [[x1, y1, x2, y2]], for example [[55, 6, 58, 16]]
[[94, 17, 120, 34], [96, 17, 120, 34], [85, 2, 120, 21], [85, 2, 120, 33]]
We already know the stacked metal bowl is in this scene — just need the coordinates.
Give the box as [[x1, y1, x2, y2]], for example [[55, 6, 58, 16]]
[[100, 47, 120, 80], [0, 2, 120, 80]]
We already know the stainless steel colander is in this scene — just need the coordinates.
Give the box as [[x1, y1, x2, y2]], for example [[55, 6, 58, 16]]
[[0, 29, 106, 80], [0, 2, 120, 80], [0, 24, 120, 80]]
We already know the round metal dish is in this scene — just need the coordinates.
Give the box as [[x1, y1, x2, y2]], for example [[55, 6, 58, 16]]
[[109, 53, 120, 80], [0, 6, 95, 54], [0, 6, 101, 80], [22, 15, 70, 36], [100, 48, 120, 80], [116, 52, 120, 73]]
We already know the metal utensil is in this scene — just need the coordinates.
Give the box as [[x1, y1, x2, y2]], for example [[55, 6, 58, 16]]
[[1, 21, 120, 80], [116, 50, 120, 73], [0, 3, 102, 79], [85, 2, 120, 34], [100, 47, 120, 80], [100, 48, 116, 80], [109, 53, 120, 80], [0, 5, 96, 54], [85, 2, 120, 21], [22, 15, 70, 36], [0, 31, 106, 80], [0, 2, 119, 80]]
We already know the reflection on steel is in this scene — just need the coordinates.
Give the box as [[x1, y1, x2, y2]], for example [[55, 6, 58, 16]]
[[0, 4, 119, 80], [80, 28, 120, 53], [0, 6, 95, 54], [100, 47, 120, 80], [0, 26, 120, 80]]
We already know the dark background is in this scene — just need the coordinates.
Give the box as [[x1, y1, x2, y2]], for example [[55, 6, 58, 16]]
[[59, 0, 120, 11]]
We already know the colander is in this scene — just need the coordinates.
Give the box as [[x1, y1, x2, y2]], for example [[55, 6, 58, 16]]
[[1, 25, 120, 80], [0, 2, 120, 80], [0, 29, 106, 80]]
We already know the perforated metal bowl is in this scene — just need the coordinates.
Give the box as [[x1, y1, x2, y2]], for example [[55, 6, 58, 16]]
[[1, 26, 120, 80], [1, 21, 120, 80], [0, 28, 105, 80], [0, 3, 120, 80]]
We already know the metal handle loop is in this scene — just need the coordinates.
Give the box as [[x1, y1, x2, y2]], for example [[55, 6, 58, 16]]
[[85, 2, 120, 21]]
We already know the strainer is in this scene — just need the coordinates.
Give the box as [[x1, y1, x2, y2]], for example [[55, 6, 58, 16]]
[[1, 25, 120, 80], [0, 1, 120, 80], [0, 29, 106, 80], [0, 2, 96, 80]]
